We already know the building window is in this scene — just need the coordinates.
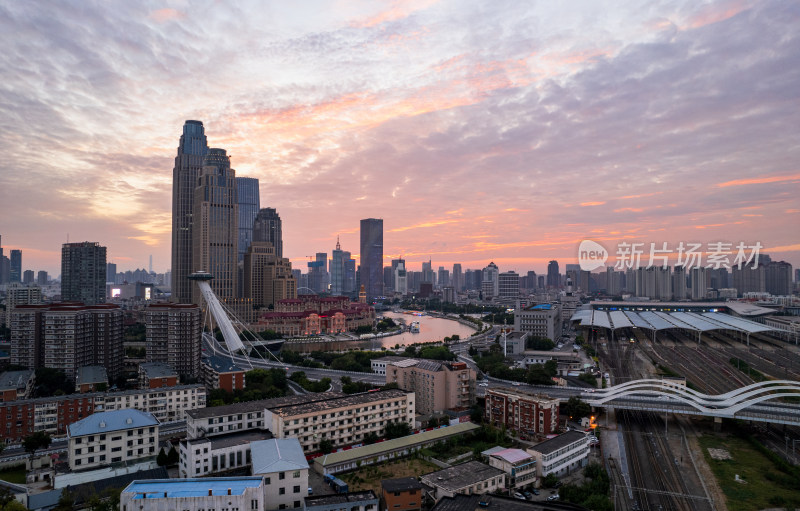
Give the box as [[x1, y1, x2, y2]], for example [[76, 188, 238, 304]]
[[279, 488, 285, 495], [293, 485, 300, 493]]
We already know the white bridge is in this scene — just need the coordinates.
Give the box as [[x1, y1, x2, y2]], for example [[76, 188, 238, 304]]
[[582, 379, 800, 426]]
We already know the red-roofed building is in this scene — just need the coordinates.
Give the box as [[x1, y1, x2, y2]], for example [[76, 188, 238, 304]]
[[255, 296, 375, 335]]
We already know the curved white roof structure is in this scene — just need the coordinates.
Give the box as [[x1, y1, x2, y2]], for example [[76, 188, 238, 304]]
[[571, 310, 774, 335]]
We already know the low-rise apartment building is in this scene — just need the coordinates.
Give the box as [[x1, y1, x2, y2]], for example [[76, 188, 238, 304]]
[[202, 355, 246, 392], [484, 388, 559, 438], [381, 477, 422, 511], [138, 362, 179, 389], [179, 430, 271, 478], [75, 366, 107, 393], [67, 409, 159, 471], [482, 447, 537, 490], [120, 477, 266, 511], [186, 389, 415, 453], [419, 461, 505, 501], [0, 370, 35, 402], [0, 384, 205, 442], [386, 359, 474, 415], [527, 431, 589, 477], [252, 438, 309, 511]]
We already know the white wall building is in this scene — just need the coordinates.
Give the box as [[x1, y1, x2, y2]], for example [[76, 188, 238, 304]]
[[527, 431, 589, 477], [68, 409, 159, 471], [252, 438, 309, 511], [120, 477, 265, 511], [419, 461, 505, 501], [483, 447, 537, 489], [179, 430, 269, 478]]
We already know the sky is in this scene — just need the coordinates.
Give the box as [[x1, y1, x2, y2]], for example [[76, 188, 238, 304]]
[[1, 0, 799, 278]]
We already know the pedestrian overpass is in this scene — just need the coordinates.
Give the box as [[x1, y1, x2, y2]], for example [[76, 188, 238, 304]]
[[582, 379, 800, 426]]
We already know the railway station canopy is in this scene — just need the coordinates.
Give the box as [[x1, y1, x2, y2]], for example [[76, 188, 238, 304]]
[[571, 308, 774, 334]]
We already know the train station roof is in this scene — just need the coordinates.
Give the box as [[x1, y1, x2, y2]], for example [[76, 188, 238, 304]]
[[571, 310, 774, 334]]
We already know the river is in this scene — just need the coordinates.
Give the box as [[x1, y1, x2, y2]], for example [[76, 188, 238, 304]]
[[281, 311, 477, 353]]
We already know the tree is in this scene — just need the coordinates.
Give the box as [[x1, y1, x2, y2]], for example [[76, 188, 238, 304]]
[[385, 421, 411, 439], [563, 396, 592, 420], [0, 501, 27, 511], [23, 431, 51, 459], [542, 473, 559, 488], [156, 448, 168, 466], [167, 446, 179, 465], [52, 490, 75, 511], [320, 440, 333, 454]]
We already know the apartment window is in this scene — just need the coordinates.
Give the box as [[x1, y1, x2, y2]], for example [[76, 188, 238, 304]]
[[279, 472, 285, 480], [293, 485, 300, 493], [279, 488, 285, 495], [293, 470, 300, 478]]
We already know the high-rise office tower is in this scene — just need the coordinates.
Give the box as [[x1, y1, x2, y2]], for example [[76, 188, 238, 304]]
[[308, 252, 329, 294], [330, 237, 345, 296], [421, 260, 434, 285], [498, 271, 519, 298], [437, 267, 450, 289], [765, 261, 793, 296], [22, 270, 34, 284], [482, 262, 499, 298], [383, 266, 394, 292], [36, 271, 48, 286], [359, 218, 383, 301], [9, 250, 21, 283], [171, 120, 209, 303], [452, 264, 462, 292], [344, 253, 356, 295], [236, 177, 260, 263], [106, 262, 117, 283], [394, 259, 407, 295], [61, 242, 107, 305], [192, 148, 238, 304], [546, 260, 560, 289], [252, 208, 283, 259]]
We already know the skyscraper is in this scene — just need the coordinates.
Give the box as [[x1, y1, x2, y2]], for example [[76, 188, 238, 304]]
[[9, 250, 21, 283], [330, 237, 345, 296], [0, 235, 5, 284], [61, 242, 107, 305], [252, 208, 283, 259], [171, 120, 209, 303], [394, 259, 407, 295], [546, 260, 560, 289], [236, 177, 260, 263], [106, 262, 117, 283], [452, 264, 463, 292], [192, 148, 238, 304], [359, 218, 383, 301]]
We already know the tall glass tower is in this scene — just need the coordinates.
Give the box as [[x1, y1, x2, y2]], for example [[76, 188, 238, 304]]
[[330, 237, 345, 296], [252, 208, 283, 258], [171, 121, 208, 303], [360, 218, 383, 301], [236, 177, 260, 263], [192, 148, 238, 304]]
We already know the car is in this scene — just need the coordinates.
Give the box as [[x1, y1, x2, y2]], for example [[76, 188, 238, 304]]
[[513, 492, 526, 500], [522, 491, 533, 499], [547, 494, 560, 501], [519, 435, 527, 440], [532, 489, 540, 496], [512, 382, 521, 386], [478, 382, 489, 387], [553, 481, 563, 489]]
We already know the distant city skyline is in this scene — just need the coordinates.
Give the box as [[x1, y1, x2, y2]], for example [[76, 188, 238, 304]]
[[1, 2, 799, 277]]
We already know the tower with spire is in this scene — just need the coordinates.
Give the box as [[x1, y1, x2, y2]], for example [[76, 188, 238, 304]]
[[330, 235, 346, 296]]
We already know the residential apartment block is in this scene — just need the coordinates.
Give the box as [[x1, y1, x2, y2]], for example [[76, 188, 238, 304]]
[[386, 359, 475, 415], [482, 446, 537, 490], [484, 388, 559, 438], [145, 303, 201, 379], [513, 303, 562, 342], [10, 303, 123, 380], [179, 430, 270, 478], [252, 438, 309, 510], [0, 384, 205, 442], [67, 409, 159, 471], [186, 389, 414, 453]]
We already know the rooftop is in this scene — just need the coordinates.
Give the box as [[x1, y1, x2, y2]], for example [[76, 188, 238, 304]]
[[186, 393, 343, 419], [269, 389, 409, 418], [203, 355, 245, 374], [431, 494, 590, 511], [530, 431, 588, 455], [122, 477, 264, 499], [525, 304, 553, 311], [420, 461, 504, 492], [68, 409, 158, 437], [488, 447, 533, 464], [187, 430, 273, 449], [76, 366, 108, 385], [250, 438, 309, 474], [0, 369, 34, 391], [381, 477, 423, 493], [140, 362, 177, 379], [316, 423, 481, 467], [305, 490, 377, 507]]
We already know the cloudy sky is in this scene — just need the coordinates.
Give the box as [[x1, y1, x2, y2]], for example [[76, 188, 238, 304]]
[[1, 0, 798, 277]]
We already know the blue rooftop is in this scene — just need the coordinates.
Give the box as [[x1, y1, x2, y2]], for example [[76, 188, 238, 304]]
[[528, 304, 552, 310], [204, 355, 244, 373], [251, 438, 309, 474], [123, 477, 264, 499], [68, 409, 158, 437]]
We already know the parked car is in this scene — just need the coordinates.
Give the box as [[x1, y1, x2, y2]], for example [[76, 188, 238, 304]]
[[513, 492, 526, 500], [478, 382, 489, 387], [547, 494, 560, 501], [532, 489, 540, 496], [553, 481, 563, 489], [522, 491, 533, 499], [512, 382, 521, 386]]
